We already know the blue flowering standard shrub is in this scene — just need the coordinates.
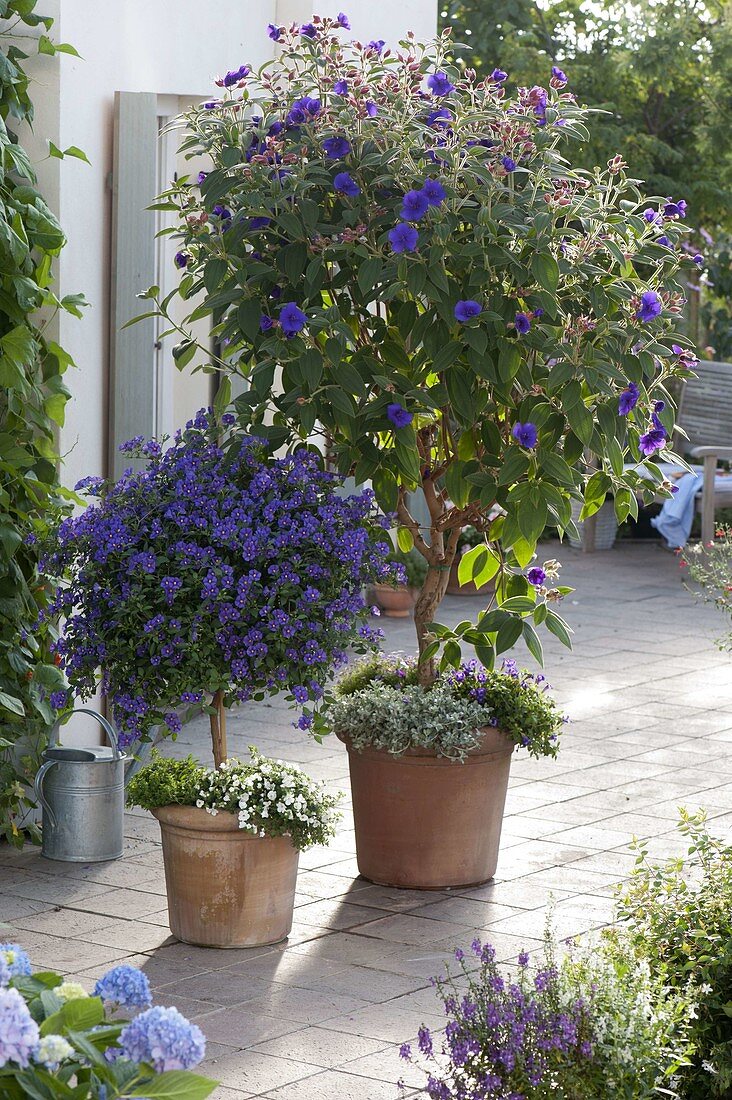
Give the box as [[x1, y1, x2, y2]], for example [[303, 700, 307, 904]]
[[144, 14, 697, 683], [0, 951, 215, 1098], [42, 412, 396, 752]]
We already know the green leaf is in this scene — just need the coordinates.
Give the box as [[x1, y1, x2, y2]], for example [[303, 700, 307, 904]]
[[357, 257, 382, 296], [396, 526, 414, 553], [432, 341, 463, 374], [40, 996, 104, 1037], [61, 145, 90, 164], [545, 610, 573, 649], [522, 620, 544, 665], [372, 468, 398, 512], [531, 253, 559, 294], [126, 1071, 218, 1100], [565, 400, 594, 446], [0, 691, 25, 717], [213, 376, 232, 417], [496, 615, 523, 654]]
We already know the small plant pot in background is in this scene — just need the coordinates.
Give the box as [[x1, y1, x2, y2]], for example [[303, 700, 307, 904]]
[[153, 805, 299, 947], [371, 582, 417, 618], [569, 499, 618, 552]]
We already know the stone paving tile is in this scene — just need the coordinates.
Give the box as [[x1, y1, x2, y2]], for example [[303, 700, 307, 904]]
[[2, 544, 731, 1096]]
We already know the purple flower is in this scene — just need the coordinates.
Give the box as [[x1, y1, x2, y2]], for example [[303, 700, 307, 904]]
[[174, 251, 189, 269], [0, 987, 39, 1069], [49, 690, 68, 710], [454, 300, 482, 323], [279, 303, 307, 337], [388, 222, 419, 253], [518, 950, 530, 966], [323, 136, 351, 159], [365, 101, 378, 117], [639, 427, 667, 456], [366, 39, 386, 54], [300, 22, 317, 38], [636, 290, 662, 323], [334, 172, 360, 197], [93, 966, 152, 1011], [212, 204, 232, 221], [643, 207, 662, 224], [501, 156, 516, 172], [260, 315, 274, 332], [657, 235, 671, 247], [400, 189, 429, 221], [387, 403, 413, 429], [514, 311, 532, 334], [222, 64, 250, 88], [119, 1006, 205, 1072], [333, 79, 348, 95], [427, 71, 455, 97], [663, 199, 687, 219], [336, 12, 350, 28], [491, 68, 508, 83], [527, 567, 546, 586], [267, 24, 282, 41], [286, 96, 321, 127], [552, 65, 568, 82], [512, 422, 538, 449], [693, 253, 703, 265], [421, 177, 446, 206], [618, 381, 639, 415], [196, 171, 208, 186]]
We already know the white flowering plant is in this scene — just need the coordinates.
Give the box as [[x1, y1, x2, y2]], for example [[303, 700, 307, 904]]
[[0, 945, 215, 1099], [127, 748, 341, 851]]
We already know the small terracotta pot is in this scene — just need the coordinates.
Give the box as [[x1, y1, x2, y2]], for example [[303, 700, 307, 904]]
[[371, 583, 416, 618], [339, 727, 514, 890], [446, 559, 496, 597], [153, 805, 299, 948]]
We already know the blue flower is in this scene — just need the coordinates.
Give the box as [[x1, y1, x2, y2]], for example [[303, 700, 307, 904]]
[[334, 172, 360, 197], [286, 96, 321, 127], [501, 156, 516, 172], [527, 567, 546, 586], [222, 65, 250, 88], [333, 79, 348, 95], [323, 136, 351, 159], [454, 300, 482, 323], [693, 253, 703, 265], [639, 427, 666, 456], [387, 403, 413, 429], [490, 68, 508, 84], [0, 945, 31, 979], [512, 422, 538, 448], [93, 966, 152, 1011], [212, 204, 232, 222], [366, 39, 385, 54], [427, 71, 455, 97], [426, 107, 452, 128], [336, 12, 350, 28], [643, 207, 661, 224], [400, 189, 429, 221], [636, 290, 662, 323], [196, 171, 207, 185], [514, 311, 532, 334], [618, 382, 639, 416], [663, 199, 687, 219], [49, 690, 68, 710], [300, 23, 317, 38], [657, 235, 671, 247], [365, 101, 378, 117], [421, 178, 446, 206], [260, 315, 274, 332], [249, 216, 270, 230], [279, 303, 307, 337], [388, 223, 419, 253], [119, 1006, 205, 1072], [551, 65, 568, 83], [267, 24, 282, 41], [174, 251, 189, 269], [0, 987, 39, 1069]]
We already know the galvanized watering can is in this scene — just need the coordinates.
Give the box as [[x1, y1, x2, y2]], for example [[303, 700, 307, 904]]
[[34, 709, 127, 862]]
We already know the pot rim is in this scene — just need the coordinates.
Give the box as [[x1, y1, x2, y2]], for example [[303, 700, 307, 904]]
[[335, 725, 514, 761]]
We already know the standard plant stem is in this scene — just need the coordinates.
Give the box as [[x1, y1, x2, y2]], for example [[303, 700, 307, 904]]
[[210, 689, 228, 767]]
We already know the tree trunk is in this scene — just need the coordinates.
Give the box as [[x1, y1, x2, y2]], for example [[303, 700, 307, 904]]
[[414, 564, 452, 686], [209, 689, 228, 767]]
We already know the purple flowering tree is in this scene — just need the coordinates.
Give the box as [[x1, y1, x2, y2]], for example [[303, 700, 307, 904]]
[[42, 413, 393, 758], [147, 16, 696, 683]]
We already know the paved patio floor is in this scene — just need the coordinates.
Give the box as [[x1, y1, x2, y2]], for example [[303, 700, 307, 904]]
[[1, 542, 731, 1098]]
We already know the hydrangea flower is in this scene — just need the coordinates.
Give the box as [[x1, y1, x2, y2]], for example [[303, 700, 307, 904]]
[[0, 957, 10, 988], [56, 982, 88, 1002], [387, 403, 413, 429], [0, 945, 31, 980], [454, 300, 482, 323], [35, 1034, 74, 1070], [93, 965, 152, 1011], [0, 987, 39, 1069], [512, 422, 538, 448], [636, 290, 662, 323], [388, 223, 419, 253], [119, 1006, 205, 1071], [618, 381, 640, 415], [333, 172, 360, 197]]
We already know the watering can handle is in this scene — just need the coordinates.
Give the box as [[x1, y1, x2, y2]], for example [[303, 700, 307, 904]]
[[33, 760, 58, 829], [49, 708, 120, 759]]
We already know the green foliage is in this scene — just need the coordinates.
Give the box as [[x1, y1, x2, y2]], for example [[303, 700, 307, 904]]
[[441, 0, 732, 230], [150, 19, 692, 675], [616, 810, 732, 1097], [329, 652, 564, 758], [127, 747, 342, 852], [0, 1, 87, 843], [681, 523, 732, 650], [698, 228, 732, 360]]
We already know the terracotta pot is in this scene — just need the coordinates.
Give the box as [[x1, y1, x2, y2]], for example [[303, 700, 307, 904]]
[[446, 558, 496, 597], [339, 727, 514, 890], [371, 583, 416, 618], [153, 805, 299, 948]]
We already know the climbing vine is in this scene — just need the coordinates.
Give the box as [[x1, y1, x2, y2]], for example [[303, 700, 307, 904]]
[[0, 0, 85, 843]]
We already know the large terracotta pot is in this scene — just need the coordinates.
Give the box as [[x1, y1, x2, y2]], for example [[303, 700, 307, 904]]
[[153, 805, 299, 948], [446, 559, 496, 597], [339, 727, 514, 890], [371, 583, 416, 618]]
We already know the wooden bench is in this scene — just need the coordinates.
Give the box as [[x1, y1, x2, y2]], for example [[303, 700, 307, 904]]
[[675, 360, 732, 543]]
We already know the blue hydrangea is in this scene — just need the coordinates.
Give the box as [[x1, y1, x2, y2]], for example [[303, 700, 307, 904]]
[[0, 945, 32, 980], [119, 1006, 205, 1071], [0, 987, 40, 1069], [93, 966, 152, 1011]]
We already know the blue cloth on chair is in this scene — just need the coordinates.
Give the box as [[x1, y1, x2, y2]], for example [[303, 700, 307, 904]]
[[650, 471, 701, 549]]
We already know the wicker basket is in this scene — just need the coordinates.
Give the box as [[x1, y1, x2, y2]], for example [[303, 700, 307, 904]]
[[569, 499, 618, 551]]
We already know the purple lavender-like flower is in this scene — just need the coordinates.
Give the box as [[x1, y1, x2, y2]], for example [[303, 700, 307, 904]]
[[400, 189, 429, 221], [93, 966, 152, 1011], [49, 690, 68, 710], [427, 71, 455, 97], [454, 300, 482, 323], [527, 567, 546, 586], [387, 403, 413, 429], [323, 136, 351, 159], [0, 987, 39, 1068], [643, 207, 661, 224], [286, 96, 321, 127], [388, 223, 419, 253], [514, 311, 532, 334], [636, 290, 662, 323], [618, 381, 639, 415], [279, 303, 307, 337], [222, 64, 250, 88], [119, 1006, 205, 1071], [512, 422, 538, 448], [334, 172, 360, 197]]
